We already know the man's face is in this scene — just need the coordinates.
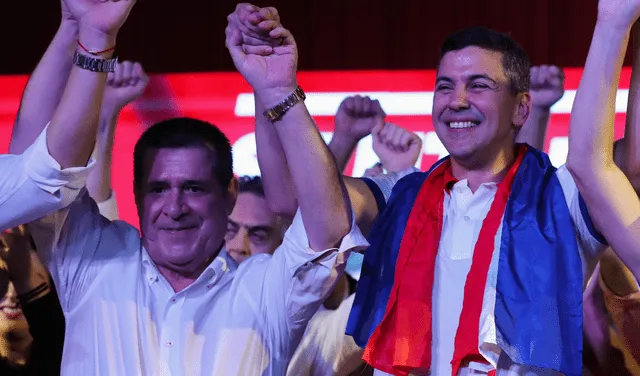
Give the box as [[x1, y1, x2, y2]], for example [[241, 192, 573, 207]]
[[433, 46, 529, 165], [137, 147, 237, 276], [225, 192, 285, 263]]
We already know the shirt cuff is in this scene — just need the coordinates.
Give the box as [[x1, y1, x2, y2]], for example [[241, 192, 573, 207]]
[[97, 190, 119, 221], [23, 123, 94, 194], [282, 207, 369, 272]]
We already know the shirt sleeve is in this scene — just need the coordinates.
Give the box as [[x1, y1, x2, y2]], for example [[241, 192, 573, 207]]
[[286, 294, 364, 376], [29, 190, 138, 312], [556, 164, 608, 280], [359, 167, 420, 214], [0, 124, 93, 231], [241, 207, 368, 350]]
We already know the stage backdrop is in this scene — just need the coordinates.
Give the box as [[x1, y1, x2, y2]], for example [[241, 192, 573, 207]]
[[0, 68, 631, 228]]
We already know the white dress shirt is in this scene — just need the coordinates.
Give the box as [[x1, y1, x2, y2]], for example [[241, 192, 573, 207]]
[[0, 126, 91, 231], [287, 294, 364, 376], [367, 165, 606, 376], [96, 191, 119, 221], [29, 190, 368, 376]]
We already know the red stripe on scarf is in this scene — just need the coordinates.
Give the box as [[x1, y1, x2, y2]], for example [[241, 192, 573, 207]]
[[363, 146, 527, 376]]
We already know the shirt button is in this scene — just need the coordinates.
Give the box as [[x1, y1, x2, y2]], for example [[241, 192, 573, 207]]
[[206, 284, 213, 290], [166, 341, 173, 347], [464, 216, 471, 221], [171, 298, 177, 303]]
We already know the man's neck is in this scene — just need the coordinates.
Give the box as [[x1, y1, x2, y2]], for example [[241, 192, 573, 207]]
[[160, 268, 200, 293], [450, 146, 516, 192]]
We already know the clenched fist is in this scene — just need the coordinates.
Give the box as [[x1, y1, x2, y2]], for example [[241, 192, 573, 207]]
[[530, 65, 565, 109]]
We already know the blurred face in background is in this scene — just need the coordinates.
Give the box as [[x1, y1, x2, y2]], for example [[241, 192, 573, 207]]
[[225, 192, 287, 263], [0, 262, 31, 369]]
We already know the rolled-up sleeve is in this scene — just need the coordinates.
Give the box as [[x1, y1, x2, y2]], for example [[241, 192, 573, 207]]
[[259, 208, 368, 335], [0, 125, 93, 230]]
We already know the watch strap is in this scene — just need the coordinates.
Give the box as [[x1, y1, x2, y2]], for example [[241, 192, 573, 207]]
[[263, 86, 306, 121], [73, 51, 118, 73]]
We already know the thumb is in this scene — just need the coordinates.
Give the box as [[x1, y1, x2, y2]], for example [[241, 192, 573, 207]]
[[371, 121, 385, 137], [226, 27, 246, 66]]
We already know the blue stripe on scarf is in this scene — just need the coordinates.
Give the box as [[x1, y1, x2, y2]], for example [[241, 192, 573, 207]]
[[495, 147, 583, 376]]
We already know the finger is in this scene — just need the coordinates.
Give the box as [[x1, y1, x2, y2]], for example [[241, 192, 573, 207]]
[[339, 96, 354, 113], [390, 126, 407, 151], [371, 120, 385, 136], [399, 131, 413, 150], [372, 99, 386, 118], [242, 33, 273, 46], [257, 20, 280, 32], [229, 9, 269, 40], [410, 132, 423, 147], [530, 66, 539, 86], [379, 121, 393, 141], [132, 62, 148, 87], [260, 7, 281, 22], [106, 71, 116, 86], [113, 61, 126, 87], [550, 65, 564, 83], [243, 44, 273, 56], [226, 27, 247, 64], [362, 96, 373, 114], [121, 61, 134, 86], [352, 95, 364, 115], [235, 3, 259, 13], [269, 27, 296, 53]]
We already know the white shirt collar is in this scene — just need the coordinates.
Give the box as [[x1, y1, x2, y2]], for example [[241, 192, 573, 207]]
[[140, 246, 238, 288]]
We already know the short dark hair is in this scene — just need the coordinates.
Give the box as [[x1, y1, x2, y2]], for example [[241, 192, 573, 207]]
[[133, 117, 233, 194], [439, 27, 530, 94], [238, 176, 265, 197]]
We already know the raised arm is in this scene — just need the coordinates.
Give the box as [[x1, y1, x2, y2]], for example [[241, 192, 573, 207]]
[[329, 95, 385, 171], [47, 0, 137, 169], [228, 7, 419, 236], [0, 0, 136, 231], [566, 0, 640, 279], [87, 61, 149, 212], [516, 65, 565, 149], [227, 15, 350, 251], [8, 1, 77, 155], [613, 23, 640, 191]]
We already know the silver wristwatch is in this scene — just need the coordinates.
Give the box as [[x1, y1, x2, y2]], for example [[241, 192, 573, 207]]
[[73, 51, 118, 73], [263, 86, 306, 121]]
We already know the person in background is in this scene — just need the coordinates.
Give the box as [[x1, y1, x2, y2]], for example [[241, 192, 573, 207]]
[[225, 176, 291, 264], [0, 0, 127, 230], [0, 226, 65, 376], [0, 56, 150, 375], [86, 61, 150, 221], [286, 95, 422, 376]]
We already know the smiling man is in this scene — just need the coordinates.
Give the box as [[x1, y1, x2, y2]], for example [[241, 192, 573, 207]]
[[26, 115, 365, 375], [234, 9, 625, 374]]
